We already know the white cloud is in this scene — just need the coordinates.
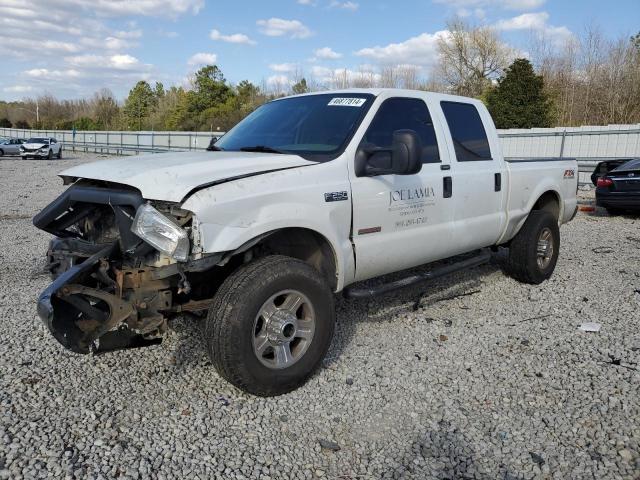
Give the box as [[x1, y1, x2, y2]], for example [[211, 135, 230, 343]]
[[157, 29, 179, 38], [269, 63, 298, 73], [24, 68, 83, 79], [114, 29, 143, 39], [3, 85, 34, 93], [355, 31, 449, 67], [433, 0, 545, 11], [297, 0, 315, 4], [266, 74, 294, 88], [495, 12, 573, 43], [495, 11, 548, 29], [257, 18, 313, 39], [65, 54, 147, 70], [209, 29, 256, 45], [330, 1, 359, 10], [69, 0, 205, 17], [311, 65, 381, 86], [314, 47, 342, 59], [187, 53, 218, 66], [0, 0, 202, 99]]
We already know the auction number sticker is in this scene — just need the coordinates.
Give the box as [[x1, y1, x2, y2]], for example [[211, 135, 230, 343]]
[[328, 97, 366, 107]]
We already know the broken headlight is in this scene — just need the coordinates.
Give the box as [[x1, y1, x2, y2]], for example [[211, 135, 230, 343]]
[[131, 203, 189, 262]]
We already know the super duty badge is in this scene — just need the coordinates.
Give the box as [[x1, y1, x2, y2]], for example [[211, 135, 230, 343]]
[[324, 191, 349, 202]]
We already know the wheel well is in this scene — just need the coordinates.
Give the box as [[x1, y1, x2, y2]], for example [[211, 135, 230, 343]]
[[532, 191, 560, 221], [249, 228, 338, 290]]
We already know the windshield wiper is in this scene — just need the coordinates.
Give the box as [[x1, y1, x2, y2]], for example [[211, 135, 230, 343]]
[[239, 145, 286, 154]]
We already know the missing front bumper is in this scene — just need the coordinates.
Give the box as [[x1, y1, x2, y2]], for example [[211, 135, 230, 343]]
[[36, 243, 162, 354]]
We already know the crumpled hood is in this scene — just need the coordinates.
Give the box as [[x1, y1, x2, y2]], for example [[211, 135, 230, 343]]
[[60, 151, 317, 202]]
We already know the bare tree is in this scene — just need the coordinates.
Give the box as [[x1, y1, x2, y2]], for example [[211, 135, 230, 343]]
[[436, 18, 513, 97], [529, 25, 640, 126], [91, 88, 120, 129]]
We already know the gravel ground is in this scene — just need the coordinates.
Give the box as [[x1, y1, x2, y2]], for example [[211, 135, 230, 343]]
[[0, 154, 639, 480]]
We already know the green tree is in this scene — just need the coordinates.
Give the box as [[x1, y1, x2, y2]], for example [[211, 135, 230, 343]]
[[188, 65, 233, 113], [486, 58, 552, 129], [292, 78, 309, 95], [237, 80, 260, 105], [0, 118, 11, 128], [154, 81, 165, 100], [123, 81, 155, 130]]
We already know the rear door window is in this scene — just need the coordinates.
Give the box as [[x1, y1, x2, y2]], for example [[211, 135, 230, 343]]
[[441, 101, 492, 161]]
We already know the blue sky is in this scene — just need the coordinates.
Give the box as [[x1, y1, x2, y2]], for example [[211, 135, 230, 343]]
[[0, 0, 638, 101]]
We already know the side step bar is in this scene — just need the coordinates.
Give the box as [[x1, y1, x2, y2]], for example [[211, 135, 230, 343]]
[[343, 250, 492, 299]]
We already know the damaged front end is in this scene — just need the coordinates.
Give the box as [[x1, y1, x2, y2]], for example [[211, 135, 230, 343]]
[[34, 181, 220, 354]]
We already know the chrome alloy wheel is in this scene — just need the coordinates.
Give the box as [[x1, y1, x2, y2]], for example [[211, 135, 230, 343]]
[[252, 290, 316, 369], [536, 227, 554, 270]]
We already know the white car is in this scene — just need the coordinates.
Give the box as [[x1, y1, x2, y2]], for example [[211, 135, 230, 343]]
[[33, 89, 578, 396], [20, 137, 62, 159]]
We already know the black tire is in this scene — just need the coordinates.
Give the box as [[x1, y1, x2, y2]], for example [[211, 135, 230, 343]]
[[47, 149, 52, 160], [506, 210, 560, 284], [21, 156, 27, 160], [205, 255, 335, 396], [57, 148, 62, 159], [0, 149, 4, 156]]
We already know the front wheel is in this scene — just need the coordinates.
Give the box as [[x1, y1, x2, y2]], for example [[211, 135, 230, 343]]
[[205, 255, 335, 396], [47, 149, 52, 159], [57, 148, 62, 159], [506, 210, 560, 284]]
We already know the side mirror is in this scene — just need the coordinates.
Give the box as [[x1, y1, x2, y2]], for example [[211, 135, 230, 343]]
[[355, 129, 422, 177]]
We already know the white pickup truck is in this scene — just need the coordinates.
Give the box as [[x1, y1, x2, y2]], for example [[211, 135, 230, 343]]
[[34, 89, 578, 396]]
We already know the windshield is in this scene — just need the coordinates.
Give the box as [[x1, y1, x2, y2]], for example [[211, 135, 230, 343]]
[[216, 93, 374, 161], [27, 138, 49, 144]]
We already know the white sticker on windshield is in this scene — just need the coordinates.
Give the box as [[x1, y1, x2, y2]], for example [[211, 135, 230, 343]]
[[328, 97, 366, 107]]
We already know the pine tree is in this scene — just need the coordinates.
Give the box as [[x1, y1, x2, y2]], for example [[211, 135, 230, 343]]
[[291, 78, 309, 95], [486, 58, 552, 129]]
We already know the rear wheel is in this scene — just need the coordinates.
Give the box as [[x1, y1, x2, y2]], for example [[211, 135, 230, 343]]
[[205, 255, 335, 396], [57, 148, 62, 159], [0, 149, 4, 156], [21, 156, 27, 160], [506, 210, 560, 284], [47, 149, 52, 159]]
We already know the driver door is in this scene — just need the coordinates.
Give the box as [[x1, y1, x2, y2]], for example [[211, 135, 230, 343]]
[[349, 95, 457, 281]]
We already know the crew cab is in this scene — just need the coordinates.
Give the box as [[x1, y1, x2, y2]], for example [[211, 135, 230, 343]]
[[21, 137, 62, 159], [33, 89, 578, 396]]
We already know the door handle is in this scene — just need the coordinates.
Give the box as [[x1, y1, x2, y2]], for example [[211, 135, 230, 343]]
[[494, 173, 501, 192], [443, 176, 452, 198]]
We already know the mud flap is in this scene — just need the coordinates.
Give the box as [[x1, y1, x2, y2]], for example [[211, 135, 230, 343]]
[[36, 243, 162, 354]]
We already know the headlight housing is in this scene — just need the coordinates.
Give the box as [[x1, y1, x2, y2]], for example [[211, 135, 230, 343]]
[[131, 204, 189, 261]]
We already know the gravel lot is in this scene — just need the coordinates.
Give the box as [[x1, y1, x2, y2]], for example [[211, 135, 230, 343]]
[[1, 154, 639, 480]]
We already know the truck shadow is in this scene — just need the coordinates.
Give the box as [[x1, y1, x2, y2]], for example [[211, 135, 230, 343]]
[[324, 258, 504, 368], [382, 418, 526, 480]]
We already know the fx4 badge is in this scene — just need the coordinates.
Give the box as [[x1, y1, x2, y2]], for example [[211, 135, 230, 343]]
[[324, 191, 349, 202], [563, 169, 575, 179]]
